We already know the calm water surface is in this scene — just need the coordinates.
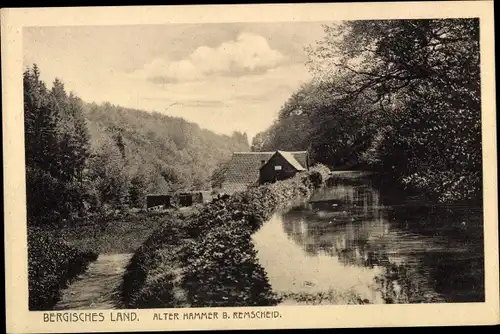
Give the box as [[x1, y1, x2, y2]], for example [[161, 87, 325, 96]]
[[252, 171, 484, 305]]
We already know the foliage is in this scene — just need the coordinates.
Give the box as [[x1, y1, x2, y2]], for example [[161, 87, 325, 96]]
[[28, 227, 98, 310], [23, 64, 249, 310], [252, 19, 482, 203], [24, 65, 98, 310], [24, 66, 92, 224], [24, 64, 251, 220], [120, 211, 192, 308], [210, 159, 231, 191], [83, 102, 250, 207], [86, 138, 130, 210], [309, 163, 331, 187], [129, 173, 148, 209], [121, 167, 330, 308]]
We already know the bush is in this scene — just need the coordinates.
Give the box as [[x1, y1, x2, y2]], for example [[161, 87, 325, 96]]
[[182, 218, 278, 307], [309, 163, 331, 180], [28, 227, 98, 310], [121, 166, 330, 308], [307, 171, 323, 188], [120, 215, 186, 308]]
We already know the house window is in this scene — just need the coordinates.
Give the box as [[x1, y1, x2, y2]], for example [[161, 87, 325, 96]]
[[274, 165, 282, 171]]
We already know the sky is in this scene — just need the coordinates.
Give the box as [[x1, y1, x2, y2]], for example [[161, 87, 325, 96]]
[[23, 22, 331, 140]]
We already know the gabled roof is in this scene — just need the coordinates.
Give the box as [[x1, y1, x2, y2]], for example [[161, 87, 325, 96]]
[[221, 151, 308, 186], [272, 150, 306, 171]]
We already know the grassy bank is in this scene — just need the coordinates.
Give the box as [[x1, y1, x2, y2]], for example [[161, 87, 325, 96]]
[[57, 210, 175, 255], [28, 227, 98, 310], [121, 165, 331, 308]]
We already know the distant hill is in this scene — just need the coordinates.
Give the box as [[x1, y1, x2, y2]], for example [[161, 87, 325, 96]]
[[82, 101, 250, 195]]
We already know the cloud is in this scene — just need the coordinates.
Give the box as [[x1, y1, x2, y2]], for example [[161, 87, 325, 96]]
[[142, 97, 227, 108], [133, 32, 286, 83], [136, 63, 310, 107], [23, 24, 325, 141], [129, 63, 311, 140]]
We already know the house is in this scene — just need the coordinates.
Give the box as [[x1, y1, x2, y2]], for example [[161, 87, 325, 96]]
[[259, 150, 307, 184], [218, 150, 309, 195]]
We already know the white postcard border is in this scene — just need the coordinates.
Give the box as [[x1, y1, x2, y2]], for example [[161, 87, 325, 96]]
[[3, 2, 498, 332]]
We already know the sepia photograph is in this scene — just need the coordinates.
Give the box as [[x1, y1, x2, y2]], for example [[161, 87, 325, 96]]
[[3, 1, 499, 332]]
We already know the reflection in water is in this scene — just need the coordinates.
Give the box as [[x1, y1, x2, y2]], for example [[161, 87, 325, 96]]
[[252, 172, 484, 305]]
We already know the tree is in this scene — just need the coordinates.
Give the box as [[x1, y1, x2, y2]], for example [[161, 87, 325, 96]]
[[106, 125, 126, 159], [256, 19, 481, 202], [304, 19, 481, 202], [250, 132, 267, 152], [250, 79, 377, 167], [69, 95, 91, 184], [24, 65, 93, 224], [87, 139, 130, 209], [24, 65, 60, 177], [210, 160, 230, 191], [24, 64, 255, 219], [129, 173, 147, 209], [231, 131, 249, 147]]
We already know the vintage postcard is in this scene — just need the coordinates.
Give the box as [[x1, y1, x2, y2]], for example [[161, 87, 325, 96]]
[[2, 1, 499, 333]]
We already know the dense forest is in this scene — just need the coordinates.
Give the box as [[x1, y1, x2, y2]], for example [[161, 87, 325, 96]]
[[251, 19, 482, 203], [24, 64, 249, 226]]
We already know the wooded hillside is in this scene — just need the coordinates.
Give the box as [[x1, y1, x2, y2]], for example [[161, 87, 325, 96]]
[[83, 102, 249, 205], [24, 64, 249, 225]]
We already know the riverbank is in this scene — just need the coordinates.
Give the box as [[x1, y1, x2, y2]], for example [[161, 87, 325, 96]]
[[121, 165, 332, 308], [252, 170, 484, 305]]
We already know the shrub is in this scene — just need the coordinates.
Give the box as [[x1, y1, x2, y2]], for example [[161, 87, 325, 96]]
[[28, 227, 98, 310], [309, 163, 331, 182], [120, 215, 186, 308], [307, 171, 323, 188]]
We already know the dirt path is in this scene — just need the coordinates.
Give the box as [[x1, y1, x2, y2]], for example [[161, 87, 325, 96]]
[[54, 253, 133, 310]]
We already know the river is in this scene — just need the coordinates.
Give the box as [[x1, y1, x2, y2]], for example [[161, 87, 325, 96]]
[[252, 171, 484, 305]]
